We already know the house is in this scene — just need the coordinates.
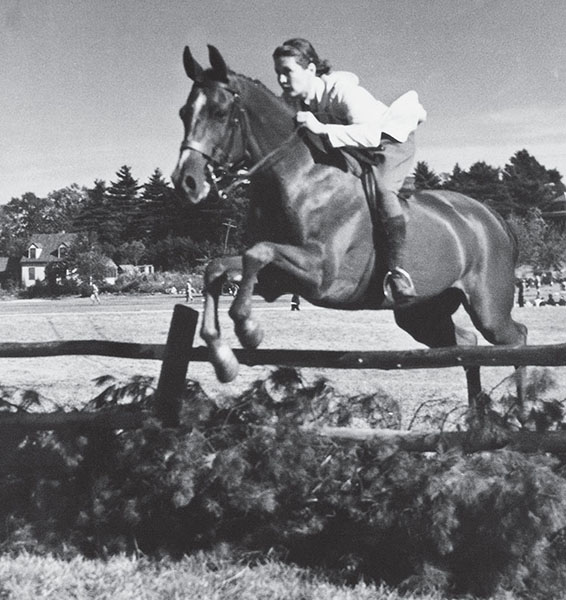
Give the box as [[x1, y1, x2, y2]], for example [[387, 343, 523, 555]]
[[543, 193, 566, 224], [0, 256, 19, 288], [118, 264, 155, 276], [100, 257, 119, 284], [20, 233, 77, 288]]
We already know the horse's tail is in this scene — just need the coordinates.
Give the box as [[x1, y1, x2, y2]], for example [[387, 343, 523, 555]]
[[491, 207, 521, 267]]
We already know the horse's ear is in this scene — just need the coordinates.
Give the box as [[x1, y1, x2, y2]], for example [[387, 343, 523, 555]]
[[183, 46, 204, 82], [208, 45, 229, 83]]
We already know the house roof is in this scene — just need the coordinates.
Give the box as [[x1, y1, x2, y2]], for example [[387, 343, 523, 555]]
[[118, 264, 136, 274], [21, 232, 78, 265], [543, 194, 566, 220]]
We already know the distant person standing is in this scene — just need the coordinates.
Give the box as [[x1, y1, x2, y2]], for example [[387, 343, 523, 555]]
[[291, 293, 300, 311], [516, 279, 525, 307], [90, 282, 101, 305], [185, 279, 194, 303]]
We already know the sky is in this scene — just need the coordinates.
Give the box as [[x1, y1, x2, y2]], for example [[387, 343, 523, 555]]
[[2, 0, 566, 203]]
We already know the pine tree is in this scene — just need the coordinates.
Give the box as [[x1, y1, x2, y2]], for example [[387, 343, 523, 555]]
[[413, 161, 441, 190], [73, 180, 121, 249], [106, 165, 141, 242], [140, 169, 177, 243], [443, 161, 512, 214]]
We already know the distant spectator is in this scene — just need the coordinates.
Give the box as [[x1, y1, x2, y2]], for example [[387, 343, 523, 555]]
[[291, 293, 300, 311], [90, 283, 101, 305], [185, 280, 195, 302], [516, 279, 525, 307], [546, 293, 556, 306]]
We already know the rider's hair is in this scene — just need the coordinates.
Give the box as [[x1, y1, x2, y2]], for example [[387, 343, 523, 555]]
[[272, 38, 331, 76]]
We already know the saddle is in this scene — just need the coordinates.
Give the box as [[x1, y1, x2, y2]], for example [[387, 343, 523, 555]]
[[298, 126, 385, 246]]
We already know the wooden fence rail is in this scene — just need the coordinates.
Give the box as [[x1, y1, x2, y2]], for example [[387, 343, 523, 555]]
[[2, 305, 566, 452], [2, 338, 566, 370]]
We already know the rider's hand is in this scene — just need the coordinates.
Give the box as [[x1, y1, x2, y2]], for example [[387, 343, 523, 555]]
[[295, 111, 327, 135]]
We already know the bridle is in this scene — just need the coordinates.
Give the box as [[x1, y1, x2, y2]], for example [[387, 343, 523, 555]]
[[179, 80, 251, 196]]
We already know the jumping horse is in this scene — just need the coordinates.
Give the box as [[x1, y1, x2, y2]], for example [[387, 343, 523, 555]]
[[172, 45, 527, 413]]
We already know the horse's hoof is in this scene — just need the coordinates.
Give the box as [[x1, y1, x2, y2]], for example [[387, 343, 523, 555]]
[[235, 319, 264, 348], [211, 346, 240, 382]]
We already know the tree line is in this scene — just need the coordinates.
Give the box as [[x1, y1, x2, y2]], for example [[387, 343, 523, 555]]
[[413, 149, 566, 270], [1, 148, 565, 284], [0, 166, 249, 282]]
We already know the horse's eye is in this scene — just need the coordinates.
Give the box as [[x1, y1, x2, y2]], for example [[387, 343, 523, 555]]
[[211, 108, 228, 119]]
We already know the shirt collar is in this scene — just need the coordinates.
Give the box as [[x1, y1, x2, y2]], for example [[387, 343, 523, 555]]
[[303, 77, 324, 110]]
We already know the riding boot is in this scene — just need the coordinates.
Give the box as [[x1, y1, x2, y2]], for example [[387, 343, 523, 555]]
[[383, 214, 417, 303]]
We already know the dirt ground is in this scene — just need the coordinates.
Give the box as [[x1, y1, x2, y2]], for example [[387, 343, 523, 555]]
[[0, 292, 565, 429]]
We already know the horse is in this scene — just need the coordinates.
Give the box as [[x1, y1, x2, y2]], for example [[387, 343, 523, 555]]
[[172, 44, 527, 414]]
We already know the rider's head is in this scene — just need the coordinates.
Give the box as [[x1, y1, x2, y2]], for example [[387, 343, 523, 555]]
[[272, 38, 331, 101]]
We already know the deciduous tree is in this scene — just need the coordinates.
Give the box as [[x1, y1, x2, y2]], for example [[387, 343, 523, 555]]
[[503, 149, 563, 214]]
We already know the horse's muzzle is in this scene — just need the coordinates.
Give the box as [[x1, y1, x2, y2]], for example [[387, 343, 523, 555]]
[[172, 154, 210, 204]]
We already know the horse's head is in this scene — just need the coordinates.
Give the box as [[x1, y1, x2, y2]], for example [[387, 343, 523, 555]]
[[172, 45, 249, 204]]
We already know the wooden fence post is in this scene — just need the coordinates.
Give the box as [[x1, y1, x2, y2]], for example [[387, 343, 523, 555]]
[[154, 304, 199, 427]]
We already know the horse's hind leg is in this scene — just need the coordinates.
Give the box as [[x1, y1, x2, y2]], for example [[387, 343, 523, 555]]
[[463, 287, 528, 419], [394, 289, 483, 409]]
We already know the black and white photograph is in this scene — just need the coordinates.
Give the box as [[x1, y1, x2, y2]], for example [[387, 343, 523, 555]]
[[2, 1, 566, 597]]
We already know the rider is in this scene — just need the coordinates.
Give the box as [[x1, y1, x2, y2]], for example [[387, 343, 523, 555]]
[[272, 38, 427, 303]]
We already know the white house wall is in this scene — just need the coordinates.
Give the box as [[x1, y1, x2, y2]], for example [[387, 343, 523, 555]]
[[21, 265, 46, 287]]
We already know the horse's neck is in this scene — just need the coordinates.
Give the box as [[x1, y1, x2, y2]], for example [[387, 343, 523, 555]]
[[238, 77, 297, 160], [236, 76, 342, 204]]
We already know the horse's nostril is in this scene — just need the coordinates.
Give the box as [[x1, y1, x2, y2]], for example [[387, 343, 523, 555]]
[[185, 176, 196, 191]]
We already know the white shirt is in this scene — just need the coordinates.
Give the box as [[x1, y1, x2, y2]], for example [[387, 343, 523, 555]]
[[306, 72, 427, 148]]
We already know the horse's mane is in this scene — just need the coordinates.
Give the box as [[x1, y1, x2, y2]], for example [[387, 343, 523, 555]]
[[231, 70, 292, 113], [230, 70, 275, 97]]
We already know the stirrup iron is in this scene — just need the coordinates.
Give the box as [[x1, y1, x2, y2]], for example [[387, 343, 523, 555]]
[[383, 267, 416, 304]]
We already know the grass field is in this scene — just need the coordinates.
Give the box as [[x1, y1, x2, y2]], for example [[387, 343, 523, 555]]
[[1, 293, 566, 599], [0, 552, 452, 600]]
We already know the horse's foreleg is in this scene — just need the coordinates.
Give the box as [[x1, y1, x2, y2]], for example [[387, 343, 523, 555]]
[[228, 244, 275, 348], [201, 257, 242, 382], [229, 242, 324, 348]]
